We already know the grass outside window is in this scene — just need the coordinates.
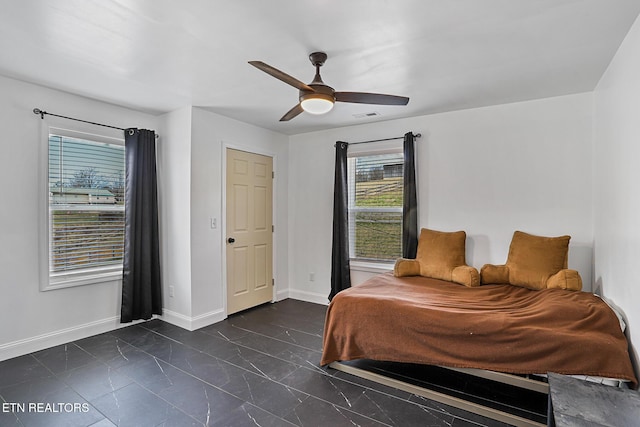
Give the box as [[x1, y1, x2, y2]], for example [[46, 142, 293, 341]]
[[349, 153, 404, 261]]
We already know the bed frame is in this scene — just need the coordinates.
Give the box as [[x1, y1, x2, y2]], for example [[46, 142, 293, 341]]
[[328, 361, 548, 427]]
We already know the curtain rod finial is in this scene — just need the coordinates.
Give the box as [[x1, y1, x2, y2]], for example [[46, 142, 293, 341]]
[[33, 108, 45, 119]]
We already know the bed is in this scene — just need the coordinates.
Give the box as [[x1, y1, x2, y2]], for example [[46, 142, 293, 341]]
[[321, 272, 637, 426]]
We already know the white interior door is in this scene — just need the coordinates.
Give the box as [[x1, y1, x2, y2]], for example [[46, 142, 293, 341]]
[[226, 148, 273, 315]]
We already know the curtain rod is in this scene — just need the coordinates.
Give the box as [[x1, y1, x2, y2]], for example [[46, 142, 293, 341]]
[[349, 133, 421, 145], [33, 108, 158, 137]]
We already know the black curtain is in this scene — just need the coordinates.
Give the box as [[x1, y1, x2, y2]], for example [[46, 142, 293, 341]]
[[329, 142, 351, 301], [121, 128, 162, 323], [402, 132, 418, 258]]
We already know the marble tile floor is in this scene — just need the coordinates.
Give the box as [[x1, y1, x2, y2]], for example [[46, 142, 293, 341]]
[[0, 299, 532, 426]]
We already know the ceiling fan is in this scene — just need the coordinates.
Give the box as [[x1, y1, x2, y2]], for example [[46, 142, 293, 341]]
[[249, 52, 410, 121]]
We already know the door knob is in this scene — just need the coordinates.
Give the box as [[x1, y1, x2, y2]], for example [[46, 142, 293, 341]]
[[228, 237, 235, 243]]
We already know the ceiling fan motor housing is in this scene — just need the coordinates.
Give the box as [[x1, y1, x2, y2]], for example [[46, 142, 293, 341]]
[[300, 84, 335, 114], [299, 84, 335, 103]]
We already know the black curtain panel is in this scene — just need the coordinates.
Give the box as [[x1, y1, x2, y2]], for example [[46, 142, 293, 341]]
[[121, 128, 162, 323], [402, 132, 418, 259], [329, 142, 351, 301]]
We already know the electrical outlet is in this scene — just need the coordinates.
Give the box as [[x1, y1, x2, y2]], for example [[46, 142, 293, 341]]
[[210, 217, 217, 229], [309, 272, 315, 282], [169, 286, 175, 297]]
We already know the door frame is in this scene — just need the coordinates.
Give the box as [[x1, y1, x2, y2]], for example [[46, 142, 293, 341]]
[[221, 142, 278, 317]]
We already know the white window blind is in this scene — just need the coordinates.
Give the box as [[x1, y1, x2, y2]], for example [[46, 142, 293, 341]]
[[348, 152, 404, 261], [48, 134, 125, 275]]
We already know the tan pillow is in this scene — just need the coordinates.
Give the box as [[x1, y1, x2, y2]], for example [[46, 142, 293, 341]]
[[547, 269, 583, 291], [393, 258, 420, 277], [452, 265, 481, 288], [506, 231, 571, 290], [412, 228, 479, 287], [416, 228, 466, 280], [480, 264, 510, 285]]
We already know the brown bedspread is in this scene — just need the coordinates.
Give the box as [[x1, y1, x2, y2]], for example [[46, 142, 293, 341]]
[[321, 273, 637, 387]]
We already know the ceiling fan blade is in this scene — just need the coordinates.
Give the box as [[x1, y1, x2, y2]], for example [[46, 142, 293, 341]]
[[249, 61, 314, 92], [335, 92, 409, 106], [280, 103, 304, 122]]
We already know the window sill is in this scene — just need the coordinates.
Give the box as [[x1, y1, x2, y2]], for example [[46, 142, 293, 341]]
[[350, 260, 394, 274], [44, 268, 123, 291]]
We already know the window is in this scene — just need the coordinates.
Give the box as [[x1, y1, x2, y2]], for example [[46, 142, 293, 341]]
[[348, 151, 404, 262], [44, 130, 125, 289]]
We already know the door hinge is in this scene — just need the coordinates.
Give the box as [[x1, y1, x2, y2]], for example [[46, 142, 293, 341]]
[[272, 225, 274, 232], [272, 278, 275, 287], [272, 171, 275, 179]]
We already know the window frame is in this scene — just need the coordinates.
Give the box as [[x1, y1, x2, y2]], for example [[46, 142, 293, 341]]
[[39, 123, 126, 291], [347, 140, 404, 266]]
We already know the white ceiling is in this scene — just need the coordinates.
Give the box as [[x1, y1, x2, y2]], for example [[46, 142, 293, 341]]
[[1, 1, 639, 135]]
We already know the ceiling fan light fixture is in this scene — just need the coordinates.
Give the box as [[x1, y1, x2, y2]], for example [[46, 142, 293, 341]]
[[300, 93, 334, 115]]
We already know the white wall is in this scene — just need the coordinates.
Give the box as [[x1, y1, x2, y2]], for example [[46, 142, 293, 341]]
[[158, 107, 290, 330], [188, 107, 290, 321], [0, 72, 291, 358], [0, 75, 158, 360], [0, 78, 291, 357], [157, 106, 193, 320], [593, 13, 640, 366], [289, 93, 593, 303]]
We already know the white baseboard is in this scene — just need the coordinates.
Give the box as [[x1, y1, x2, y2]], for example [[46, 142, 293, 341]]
[[190, 309, 226, 330], [287, 288, 329, 306], [161, 308, 226, 331], [0, 294, 324, 362], [0, 316, 144, 362], [275, 288, 289, 301]]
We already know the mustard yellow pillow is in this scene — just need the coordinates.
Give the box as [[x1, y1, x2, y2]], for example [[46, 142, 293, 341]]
[[393, 258, 420, 277], [412, 228, 479, 287], [480, 264, 510, 284], [506, 231, 570, 290], [547, 269, 583, 291], [416, 228, 466, 280]]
